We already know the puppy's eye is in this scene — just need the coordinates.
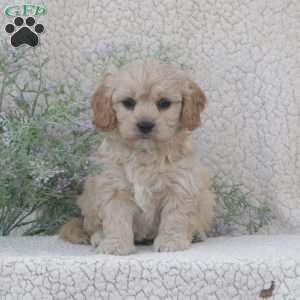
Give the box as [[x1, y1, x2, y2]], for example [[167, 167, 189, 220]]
[[157, 98, 171, 110], [122, 98, 136, 110]]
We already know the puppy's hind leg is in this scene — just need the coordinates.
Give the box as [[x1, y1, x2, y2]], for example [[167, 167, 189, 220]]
[[59, 217, 90, 245]]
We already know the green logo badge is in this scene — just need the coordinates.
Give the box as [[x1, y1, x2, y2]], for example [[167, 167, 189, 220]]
[[4, 1, 47, 17]]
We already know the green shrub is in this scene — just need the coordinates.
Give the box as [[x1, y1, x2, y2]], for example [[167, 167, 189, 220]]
[[0, 41, 101, 235], [212, 176, 273, 236]]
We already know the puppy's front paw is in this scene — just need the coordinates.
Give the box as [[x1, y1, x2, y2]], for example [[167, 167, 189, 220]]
[[90, 231, 104, 248], [97, 238, 136, 255], [154, 235, 191, 252]]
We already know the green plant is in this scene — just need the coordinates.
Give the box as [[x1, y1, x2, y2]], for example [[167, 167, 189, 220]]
[[0, 41, 101, 235], [212, 176, 273, 235]]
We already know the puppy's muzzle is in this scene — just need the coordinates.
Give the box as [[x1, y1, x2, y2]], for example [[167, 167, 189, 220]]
[[136, 120, 155, 135]]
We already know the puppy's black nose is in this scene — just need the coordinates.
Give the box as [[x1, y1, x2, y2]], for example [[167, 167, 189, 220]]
[[137, 121, 155, 134]]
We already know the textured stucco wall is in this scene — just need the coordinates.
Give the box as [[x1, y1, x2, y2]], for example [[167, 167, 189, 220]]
[[1, 0, 300, 232]]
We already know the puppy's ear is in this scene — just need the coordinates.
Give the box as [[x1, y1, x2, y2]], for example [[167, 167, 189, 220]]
[[91, 71, 117, 132], [180, 78, 206, 131]]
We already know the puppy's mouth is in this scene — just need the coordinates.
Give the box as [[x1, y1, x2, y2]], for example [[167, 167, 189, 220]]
[[125, 132, 174, 149], [125, 132, 156, 145], [138, 134, 152, 140]]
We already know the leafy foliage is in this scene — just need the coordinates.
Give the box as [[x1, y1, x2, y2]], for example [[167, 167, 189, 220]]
[[0, 41, 101, 235], [212, 176, 273, 236]]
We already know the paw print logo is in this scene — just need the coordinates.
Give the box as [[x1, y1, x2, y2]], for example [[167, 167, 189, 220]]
[[5, 17, 44, 47]]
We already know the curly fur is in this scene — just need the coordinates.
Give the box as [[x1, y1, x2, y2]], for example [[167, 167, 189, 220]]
[[60, 60, 215, 255]]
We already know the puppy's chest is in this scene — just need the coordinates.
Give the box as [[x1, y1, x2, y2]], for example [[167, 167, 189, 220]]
[[124, 161, 165, 216]]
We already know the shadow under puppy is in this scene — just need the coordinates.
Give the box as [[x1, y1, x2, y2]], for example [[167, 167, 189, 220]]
[[60, 60, 215, 255]]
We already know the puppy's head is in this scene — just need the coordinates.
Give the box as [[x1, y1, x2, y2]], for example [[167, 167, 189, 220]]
[[91, 60, 206, 144]]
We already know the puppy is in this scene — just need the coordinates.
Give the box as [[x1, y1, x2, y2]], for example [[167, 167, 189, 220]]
[[59, 60, 215, 255]]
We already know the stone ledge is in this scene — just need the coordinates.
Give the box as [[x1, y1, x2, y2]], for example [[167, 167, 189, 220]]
[[0, 235, 300, 299]]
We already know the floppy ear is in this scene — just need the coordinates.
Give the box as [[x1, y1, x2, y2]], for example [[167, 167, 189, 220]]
[[180, 78, 206, 131], [91, 73, 117, 132]]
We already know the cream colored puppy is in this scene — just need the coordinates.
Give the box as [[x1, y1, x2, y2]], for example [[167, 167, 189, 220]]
[[60, 60, 215, 255]]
